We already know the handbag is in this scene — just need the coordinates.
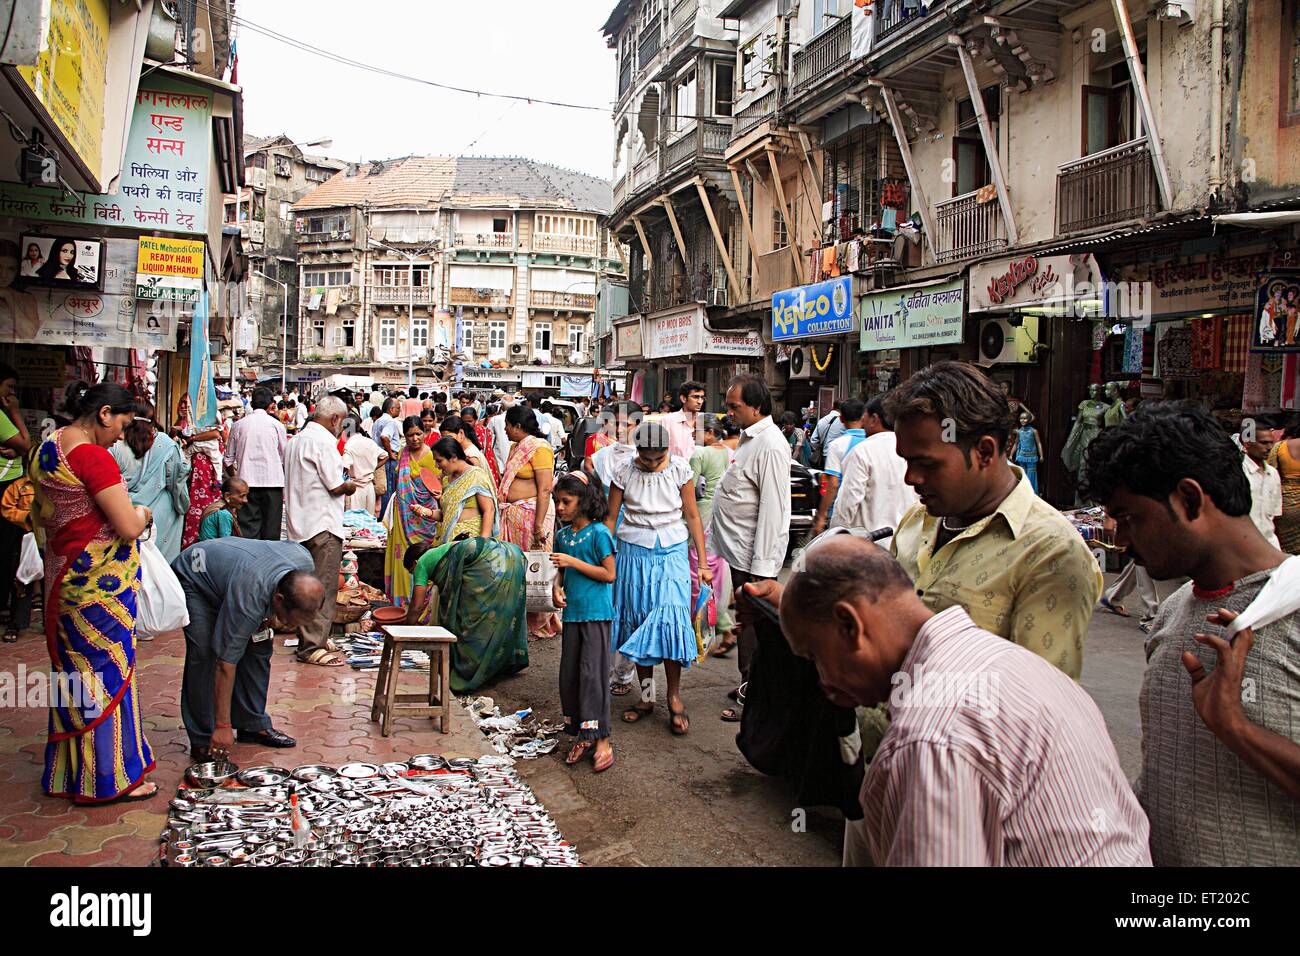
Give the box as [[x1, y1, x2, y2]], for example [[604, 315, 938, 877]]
[[136, 528, 190, 638]]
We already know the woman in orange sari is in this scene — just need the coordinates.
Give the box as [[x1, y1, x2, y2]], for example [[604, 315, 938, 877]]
[[33, 382, 156, 804], [498, 406, 559, 637]]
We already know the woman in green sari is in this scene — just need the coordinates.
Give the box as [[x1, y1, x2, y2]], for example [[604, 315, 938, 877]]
[[403, 537, 528, 693], [429, 436, 497, 543]]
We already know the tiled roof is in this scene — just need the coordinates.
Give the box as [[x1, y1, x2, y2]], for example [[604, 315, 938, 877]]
[[294, 156, 611, 214]]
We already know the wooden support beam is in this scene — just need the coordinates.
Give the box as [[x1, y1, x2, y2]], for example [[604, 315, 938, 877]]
[[693, 178, 741, 304], [795, 130, 824, 205], [631, 215, 653, 287], [951, 35, 1019, 246], [1109, 0, 1173, 211], [660, 195, 690, 269], [873, 81, 938, 265], [766, 147, 805, 275], [729, 165, 762, 293]]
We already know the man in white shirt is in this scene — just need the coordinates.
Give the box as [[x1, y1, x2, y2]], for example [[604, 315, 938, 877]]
[[372, 397, 403, 517], [293, 399, 309, 433], [662, 380, 706, 460], [827, 397, 917, 549], [812, 398, 868, 535], [224, 386, 287, 541], [283, 396, 356, 667], [1236, 424, 1283, 548], [711, 374, 791, 691]]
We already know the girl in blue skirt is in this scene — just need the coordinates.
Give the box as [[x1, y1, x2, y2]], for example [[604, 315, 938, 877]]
[[605, 421, 712, 735]]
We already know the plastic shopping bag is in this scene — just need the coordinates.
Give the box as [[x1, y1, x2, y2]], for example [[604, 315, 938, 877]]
[[136, 534, 190, 638], [1225, 555, 1300, 637], [524, 550, 558, 613], [16, 532, 42, 584]]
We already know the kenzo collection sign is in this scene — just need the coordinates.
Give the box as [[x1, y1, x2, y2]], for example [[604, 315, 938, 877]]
[[771, 276, 854, 341]]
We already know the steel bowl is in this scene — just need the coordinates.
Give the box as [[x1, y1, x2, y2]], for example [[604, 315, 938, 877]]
[[408, 754, 447, 771], [235, 766, 291, 788], [186, 761, 239, 789]]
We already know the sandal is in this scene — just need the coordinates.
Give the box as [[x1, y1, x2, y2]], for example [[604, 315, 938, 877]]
[[669, 704, 690, 736], [99, 781, 159, 805], [710, 632, 738, 657], [611, 682, 634, 696], [720, 707, 742, 722], [301, 648, 345, 667], [565, 740, 594, 765], [2, 629, 17, 643], [592, 748, 614, 773], [1100, 597, 1130, 617], [622, 703, 654, 723]]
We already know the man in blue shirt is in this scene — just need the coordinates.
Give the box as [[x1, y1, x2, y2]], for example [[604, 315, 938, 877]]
[[812, 398, 870, 535], [809, 402, 846, 468], [173, 538, 323, 763], [372, 396, 404, 516]]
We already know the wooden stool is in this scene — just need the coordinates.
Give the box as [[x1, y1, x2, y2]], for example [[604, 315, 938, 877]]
[[370, 623, 458, 736]]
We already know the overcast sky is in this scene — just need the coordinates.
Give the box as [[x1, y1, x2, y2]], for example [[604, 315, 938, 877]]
[[236, 0, 618, 180]]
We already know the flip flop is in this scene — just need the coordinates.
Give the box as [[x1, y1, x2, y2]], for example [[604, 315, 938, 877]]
[[301, 648, 345, 667], [98, 782, 159, 805], [593, 749, 614, 773], [710, 633, 737, 658], [565, 740, 593, 765], [669, 706, 690, 736], [720, 707, 742, 722], [622, 703, 654, 723], [611, 682, 634, 696], [1100, 597, 1130, 617]]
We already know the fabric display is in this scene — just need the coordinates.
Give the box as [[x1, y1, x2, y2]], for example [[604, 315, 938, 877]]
[[1158, 326, 1195, 380], [1223, 315, 1251, 374], [1188, 317, 1223, 369], [1121, 324, 1144, 375]]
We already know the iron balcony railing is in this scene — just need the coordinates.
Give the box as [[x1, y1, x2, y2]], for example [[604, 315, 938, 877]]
[[1056, 138, 1160, 235], [733, 90, 779, 139], [618, 56, 633, 100], [934, 189, 1006, 263], [613, 172, 629, 211], [669, 0, 698, 48], [874, 0, 947, 45], [663, 120, 731, 172], [448, 287, 512, 307], [632, 150, 661, 192], [792, 14, 850, 94]]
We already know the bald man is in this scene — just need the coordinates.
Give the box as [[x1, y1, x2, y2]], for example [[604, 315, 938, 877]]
[[761, 533, 1149, 867], [173, 538, 323, 763]]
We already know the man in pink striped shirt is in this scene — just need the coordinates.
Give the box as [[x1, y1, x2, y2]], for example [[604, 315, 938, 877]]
[[775, 534, 1151, 866]]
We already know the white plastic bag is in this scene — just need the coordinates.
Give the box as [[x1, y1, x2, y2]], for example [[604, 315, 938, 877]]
[[1225, 555, 1300, 637], [136, 535, 190, 637], [524, 550, 558, 613], [16, 533, 42, 585]]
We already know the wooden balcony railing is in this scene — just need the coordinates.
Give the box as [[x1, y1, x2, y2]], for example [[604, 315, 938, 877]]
[[613, 172, 629, 210], [632, 150, 661, 192], [792, 14, 850, 94], [669, 0, 698, 48], [531, 289, 597, 310], [448, 287, 512, 307], [733, 90, 779, 139], [369, 286, 433, 305], [454, 231, 513, 249], [663, 120, 731, 173], [934, 190, 1006, 263], [618, 56, 633, 100], [1056, 138, 1160, 235], [533, 234, 600, 255], [638, 22, 662, 68]]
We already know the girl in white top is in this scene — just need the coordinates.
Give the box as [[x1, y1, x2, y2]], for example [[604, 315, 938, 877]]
[[605, 420, 711, 736]]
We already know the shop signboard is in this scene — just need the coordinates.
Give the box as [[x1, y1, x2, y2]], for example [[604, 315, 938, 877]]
[[615, 317, 643, 359], [15, 0, 110, 182], [648, 306, 698, 358], [1113, 248, 1296, 318], [461, 366, 521, 383], [1253, 270, 1300, 353], [0, 77, 212, 234], [560, 374, 593, 397], [700, 327, 764, 356], [969, 253, 1105, 313], [771, 276, 854, 341], [136, 236, 204, 303], [0, 236, 180, 349], [12, 347, 67, 388], [860, 279, 966, 351]]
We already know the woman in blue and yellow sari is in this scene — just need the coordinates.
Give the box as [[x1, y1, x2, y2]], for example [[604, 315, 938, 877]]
[[384, 416, 442, 605], [33, 382, 157, 804], [403, 537, 528, 693]]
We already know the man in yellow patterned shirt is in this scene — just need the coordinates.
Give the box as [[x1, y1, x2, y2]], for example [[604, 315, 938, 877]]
[[884, 362, 1102, 679]]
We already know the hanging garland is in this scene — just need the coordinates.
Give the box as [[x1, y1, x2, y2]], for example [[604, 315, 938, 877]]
[[812, 343, 835, 373]]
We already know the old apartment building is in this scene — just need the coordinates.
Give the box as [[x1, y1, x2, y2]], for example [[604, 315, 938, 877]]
[[601, 0, 1300, 504], [223, 135, 345, 368], [289, 157, 621, 393]]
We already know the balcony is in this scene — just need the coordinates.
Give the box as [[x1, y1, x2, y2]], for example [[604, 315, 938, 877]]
[[247, 167, 266, 191], [874, 0, 947, 45], [533, 234, 600, 255], [934, 190, 1006, 264], [733, 90, 779, 140], [449, 287, 512, 308], [669, 0, 698, 49], [792, 14, 850, 94], [454, 231, 514, 249], [239, 220, 265, 244], [632, 150, 661, 193], [638, 22, 663, 69], [613, 172, 629, 211], [1056, 138, 1160, 235], [662, 120, 730, 174], [370, 286, 434, 305], [531, 289, 597, 311], [618, 56, 633, 100]]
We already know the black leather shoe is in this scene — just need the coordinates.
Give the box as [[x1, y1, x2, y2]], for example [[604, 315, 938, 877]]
[[237, 727, 297, 748]]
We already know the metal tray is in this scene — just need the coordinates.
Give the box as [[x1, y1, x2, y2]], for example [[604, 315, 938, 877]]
[[236, 766, 291, 788], [291, 765, 339, 782], [338, 762, 379, 779]]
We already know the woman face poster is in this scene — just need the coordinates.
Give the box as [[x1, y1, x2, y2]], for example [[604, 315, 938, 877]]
[[17, 236, 102, 288]]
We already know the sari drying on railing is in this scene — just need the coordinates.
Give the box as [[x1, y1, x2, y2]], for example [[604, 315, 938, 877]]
[[384, 446, 442, 605], [32, 432, 154, 803]]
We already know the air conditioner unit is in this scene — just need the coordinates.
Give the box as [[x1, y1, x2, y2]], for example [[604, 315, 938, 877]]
[[976, 316, 1040, 367], [788, 345, 816, 380], [509, 343, 527, 357]]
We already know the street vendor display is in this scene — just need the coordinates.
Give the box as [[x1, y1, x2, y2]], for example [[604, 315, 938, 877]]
[[159, 756, 579, 867]]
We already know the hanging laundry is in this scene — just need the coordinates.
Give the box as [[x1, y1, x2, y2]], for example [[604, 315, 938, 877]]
[[881, 208, 898, 231], [822, 245, 840, 278], [975, 184, 998, 205]]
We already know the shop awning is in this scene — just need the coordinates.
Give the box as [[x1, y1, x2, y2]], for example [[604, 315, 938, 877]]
[[1213, 211, 1300, 229]]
